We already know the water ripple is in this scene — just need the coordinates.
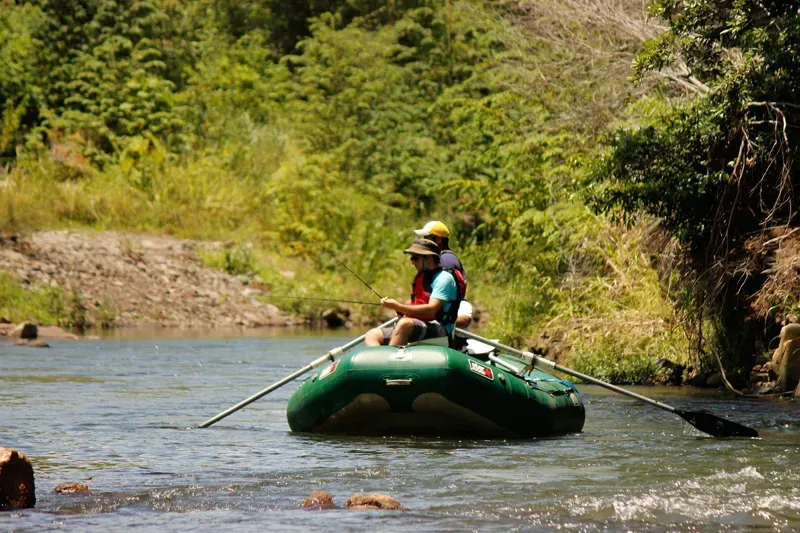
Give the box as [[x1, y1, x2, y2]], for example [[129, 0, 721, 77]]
[[2, 336, 799, 532]]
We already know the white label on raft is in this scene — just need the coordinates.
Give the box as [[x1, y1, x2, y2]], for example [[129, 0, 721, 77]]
[[469, 360, 494, 381], [319, 361, 339, 380]]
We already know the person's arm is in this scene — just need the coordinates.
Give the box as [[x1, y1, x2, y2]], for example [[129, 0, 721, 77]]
[[381, 297, 444, 316]]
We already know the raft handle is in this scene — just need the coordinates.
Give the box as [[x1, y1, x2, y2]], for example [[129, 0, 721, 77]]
[[385, 379, 413, 386]]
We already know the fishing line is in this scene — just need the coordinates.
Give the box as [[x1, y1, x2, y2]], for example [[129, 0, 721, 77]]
[[314, 242, 384, 300], [269, 296, 381, 306]]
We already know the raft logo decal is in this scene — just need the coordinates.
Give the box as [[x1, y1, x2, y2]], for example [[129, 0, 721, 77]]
[[319, 361, 339, 380], [469, 360, 494, 381]]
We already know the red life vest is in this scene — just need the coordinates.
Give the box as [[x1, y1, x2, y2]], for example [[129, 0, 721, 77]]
[[406, 267, 466, 325]]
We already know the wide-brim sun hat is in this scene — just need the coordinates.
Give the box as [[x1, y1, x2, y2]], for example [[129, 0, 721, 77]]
[[403, 239, 440, 257], [414, 220, 450, 238]]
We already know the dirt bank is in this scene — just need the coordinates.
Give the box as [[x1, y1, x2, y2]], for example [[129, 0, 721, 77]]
[[0, 231, 296, 329]]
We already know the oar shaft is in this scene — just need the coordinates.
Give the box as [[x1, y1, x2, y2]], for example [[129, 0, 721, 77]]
[[198, 317, 398, 428], [455, 328, 677, 415]]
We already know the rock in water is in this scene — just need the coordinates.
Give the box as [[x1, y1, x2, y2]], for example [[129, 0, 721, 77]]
[[8, 322, 37, 340], [53, 482, 89, 494], [302, 490, 336, 509], [0, 448, 35, 509], [345, 493, 407, 511]]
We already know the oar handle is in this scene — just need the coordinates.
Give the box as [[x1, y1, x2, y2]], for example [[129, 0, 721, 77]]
[[455, 328, 677, 415], [198, 317, 399, 428]]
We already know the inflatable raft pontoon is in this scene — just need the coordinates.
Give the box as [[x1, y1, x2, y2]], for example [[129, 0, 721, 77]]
[[286, 343, 585, 438]]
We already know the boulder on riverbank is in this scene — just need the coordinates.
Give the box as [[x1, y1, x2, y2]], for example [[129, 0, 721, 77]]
[[772, 323, 800, 392], [0, 448, 35, 510], [652, 358, 684, 386]]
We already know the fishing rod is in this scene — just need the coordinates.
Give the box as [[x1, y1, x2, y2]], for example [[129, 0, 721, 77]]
[[315, 243, 384, 300], [269, 296, 381, 306]]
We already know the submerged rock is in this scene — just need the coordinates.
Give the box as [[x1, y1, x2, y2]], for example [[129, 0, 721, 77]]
[[301, 491, 407, 511], [14, 339, 50, 348], [302, 490, 336, 509], [0, 448, 35, 510], [53, 482, 89, 494], [345, 493, 407, 511]]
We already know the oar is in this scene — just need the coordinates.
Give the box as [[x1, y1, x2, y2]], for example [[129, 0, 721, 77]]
[[198, 317, 398, 428], [455, 328, 758, 438]]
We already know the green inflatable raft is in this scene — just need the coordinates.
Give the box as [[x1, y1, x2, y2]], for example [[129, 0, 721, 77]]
[[286, 343, 585, 438]]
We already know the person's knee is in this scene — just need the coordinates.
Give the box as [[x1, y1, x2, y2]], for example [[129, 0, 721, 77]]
[[364, 328, 382, 346], [456, 315, 472, 329], [389, 318, 414, 345], [395, 318, 415, 332]]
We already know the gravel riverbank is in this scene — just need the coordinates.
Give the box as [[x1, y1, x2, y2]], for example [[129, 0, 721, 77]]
[[0, 231, 295, 329]]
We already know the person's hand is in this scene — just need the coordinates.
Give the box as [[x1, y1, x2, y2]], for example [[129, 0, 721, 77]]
[[381, 297, 401, 311]]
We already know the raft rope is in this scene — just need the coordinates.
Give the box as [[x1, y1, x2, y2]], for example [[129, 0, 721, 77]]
[[488, 353, 580, 398], [527, 377, 582, 398]]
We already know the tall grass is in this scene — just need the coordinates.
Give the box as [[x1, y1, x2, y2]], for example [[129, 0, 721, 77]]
[[0, 273, 84, 327]]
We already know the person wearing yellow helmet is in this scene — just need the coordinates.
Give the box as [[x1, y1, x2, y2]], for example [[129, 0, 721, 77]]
[[413, 221, 472, 329]]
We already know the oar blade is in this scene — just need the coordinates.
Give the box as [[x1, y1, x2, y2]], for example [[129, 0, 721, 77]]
[[677, 410, 758, 438]]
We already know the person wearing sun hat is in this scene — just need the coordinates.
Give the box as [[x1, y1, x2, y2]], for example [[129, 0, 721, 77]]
[[364, 238, 459, 346], [414, 220, 473, 329]]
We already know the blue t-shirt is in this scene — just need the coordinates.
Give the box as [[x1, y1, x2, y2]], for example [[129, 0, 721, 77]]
[[430, 270, 457, 333]]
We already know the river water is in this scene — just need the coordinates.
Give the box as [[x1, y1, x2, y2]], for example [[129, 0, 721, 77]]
[[2, 333, 799, 532]]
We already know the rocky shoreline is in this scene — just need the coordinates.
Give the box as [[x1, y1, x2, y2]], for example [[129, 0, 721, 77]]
[[0, 230, 298, 330]]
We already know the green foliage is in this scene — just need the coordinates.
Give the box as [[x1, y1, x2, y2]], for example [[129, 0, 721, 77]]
[[0, 272, 85, 327], [595, 0, 800, 253], [590, 103, 728, 250], [1, 0, 699, 381], [589, 0, 800, 366], [200, 243, 256, 276], [29, 0, 187, 162], [0, 3, 40, 158], [567, 339, 659, 385]]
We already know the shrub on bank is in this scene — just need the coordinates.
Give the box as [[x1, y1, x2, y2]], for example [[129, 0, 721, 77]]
[[0, 273, 85, 328]]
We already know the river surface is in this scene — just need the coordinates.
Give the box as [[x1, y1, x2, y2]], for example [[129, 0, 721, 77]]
[[2, 333, 799, 532]]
